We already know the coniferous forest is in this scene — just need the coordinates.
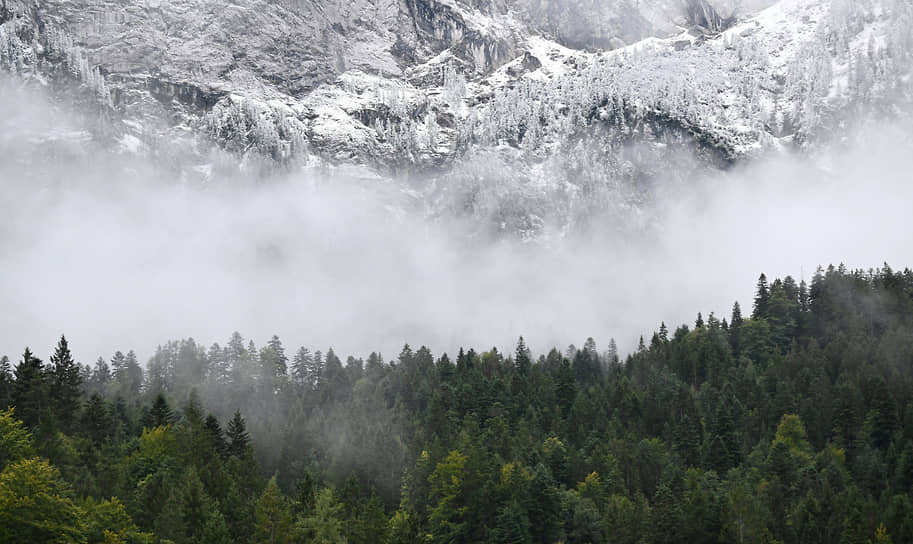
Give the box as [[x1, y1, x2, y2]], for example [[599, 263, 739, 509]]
[[3, 264, 913, 544]]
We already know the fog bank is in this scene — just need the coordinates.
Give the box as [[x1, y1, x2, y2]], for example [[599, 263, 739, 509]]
[[2, 81, 912, 364]]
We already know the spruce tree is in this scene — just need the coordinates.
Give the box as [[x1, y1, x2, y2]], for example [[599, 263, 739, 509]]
[[48, 335, 82, 431], [227, 410, 251, 458], [752, 274, 770, 319], [514, 336, 531, 376], [147, 393, 175, 428], [253, 475, 293, 544], [123, 350, 143, 396], [204, 413, 227, 459], [12, 347, 46, 428], [729, 301, 743, 357], [81, 393, 110, 444]]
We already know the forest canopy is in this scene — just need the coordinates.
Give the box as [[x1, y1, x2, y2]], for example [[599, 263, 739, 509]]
[[1, 263, 912, 543]]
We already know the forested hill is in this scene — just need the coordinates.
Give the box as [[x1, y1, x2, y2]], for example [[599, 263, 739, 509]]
[[2, 264, 913, 543]]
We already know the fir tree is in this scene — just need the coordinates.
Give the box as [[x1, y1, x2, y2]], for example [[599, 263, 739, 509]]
[[12, 348, 45, 428], [80, 393, 110, 444], [752, 274, 770, 319], [515, 336, 531, 376], [48, 335, 82, 431], [227, 410, 251, 458], [146, 393, 175, 428]]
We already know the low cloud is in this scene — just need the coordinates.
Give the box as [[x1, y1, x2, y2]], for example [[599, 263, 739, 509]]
[[2, 81, 912, 364]]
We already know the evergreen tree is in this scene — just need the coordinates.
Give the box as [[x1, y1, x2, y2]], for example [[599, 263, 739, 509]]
[[297, 487, 345, 544], [0, 408, 35, 467], [556, 358, 576, 418], [204, 413, 227, 459], [12, 347, 45, 428], [48, 335, 82, 431], [146, 393, 175, 428], [254, 476, 293, 544], [729, 301, 743, 356], [89, 357, 110, 395], [291, 346, 313, 388], [428, 450, 469, 544], [752, 274, 770, 319], [515, 336, 531, 376], [110, 351, 127, 387], [80, 393, 110, 444], [226, 410, 251, 458], [260, 335, 289, 391], [0, 458, 84, 543], [122, 350, 144, 396]]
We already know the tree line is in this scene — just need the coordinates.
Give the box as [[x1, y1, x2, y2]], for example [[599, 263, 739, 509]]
[[2, 263, 913, 543]]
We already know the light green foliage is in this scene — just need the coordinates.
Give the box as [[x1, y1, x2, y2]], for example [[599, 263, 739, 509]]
[[0, 265, 912, 543], [254, 476, 293, 544], [428, 450, 468, 544], [82, 497, 153, 544], [297, 488, 345, 544], [774, 414, 813, 464], [0, 458, 84, 543], [0, 408, 34, 468]]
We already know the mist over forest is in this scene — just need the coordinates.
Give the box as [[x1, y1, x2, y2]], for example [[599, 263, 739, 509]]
[[3, 81, 913, 363], [3, 0, 913, 542]]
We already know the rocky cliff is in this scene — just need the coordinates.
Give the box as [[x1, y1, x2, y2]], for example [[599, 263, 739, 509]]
[[1, 0, 911, 235]]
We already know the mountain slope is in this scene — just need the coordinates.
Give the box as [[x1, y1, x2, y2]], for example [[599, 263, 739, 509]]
[[1, 0, 911, 235]]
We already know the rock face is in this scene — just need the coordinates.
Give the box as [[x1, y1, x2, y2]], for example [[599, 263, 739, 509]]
[[1, 0, 911, 234], [1, 0, 770, 109]]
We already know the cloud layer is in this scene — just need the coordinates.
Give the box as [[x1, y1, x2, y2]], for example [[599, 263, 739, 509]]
[[2, 81, 912, 364]]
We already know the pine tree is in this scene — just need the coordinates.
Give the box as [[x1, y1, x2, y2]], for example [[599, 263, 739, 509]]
[[291, 347, 312, 388], [122, 350, 143, 396], [515, 336, 531, 376], [297, 487, 345, 544], [181, 468, 212, 543], [227, 410, 251, 458], [752, 274, 770, 319], [729, 301, 743, 357], [48, 335, 82, 431], [428, 450, 469, 544], [89, 357, 110, 395], [556, 358, 576, 418], [110, 350, 126, 386], [204, 414, 227, 459], [260, 335, 289, 391], [80, 393, 110, 444], [606, 338, 619, 367], [12, 347, 46, 428], [146, 393, 174, 428], [254, 475, 293, 544]]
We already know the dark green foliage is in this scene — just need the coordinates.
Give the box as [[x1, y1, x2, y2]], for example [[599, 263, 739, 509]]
[[753, 273, 770, 319], [146, 392, 175, 428], [1, 264, 912, 543], [204, 413, 227, 459], [12, 347, 45, 428], [226, 410, 251, 458], [48, 335, 82, 430]]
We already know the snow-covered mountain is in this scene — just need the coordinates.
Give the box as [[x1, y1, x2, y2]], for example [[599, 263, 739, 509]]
[[1, 0, 911, 236]]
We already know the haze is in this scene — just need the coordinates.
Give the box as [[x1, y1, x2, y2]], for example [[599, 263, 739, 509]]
[[2, 82, 912, 363]]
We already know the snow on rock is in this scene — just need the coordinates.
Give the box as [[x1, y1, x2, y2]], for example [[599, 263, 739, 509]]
[[2, 0, 911, 235]]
